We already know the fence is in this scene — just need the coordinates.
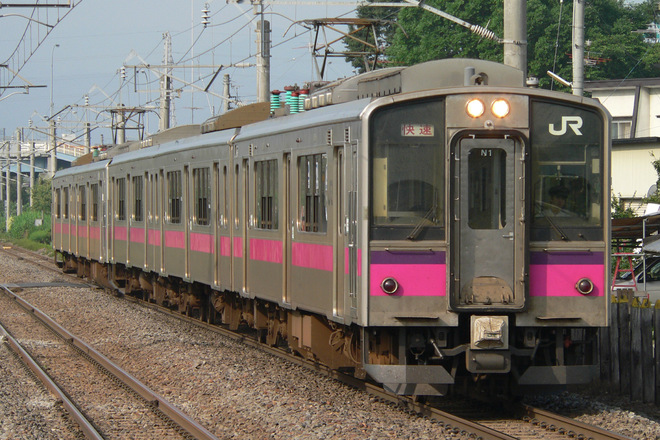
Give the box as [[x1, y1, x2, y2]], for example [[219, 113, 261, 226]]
[[599, 291, 660, 403]]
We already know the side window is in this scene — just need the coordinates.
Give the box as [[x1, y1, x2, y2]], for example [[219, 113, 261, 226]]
[[91, 183, 99, 222], [116, 178, 126, 221], [167, 171, 182, 224], [255, 159, 278, 230], [298, 154, 327, 233], [63, 187, 69, 219], [132, 175, 143, 222], [193, 167, 210, 226], [55, 188, 61, 219], [79, 186, 87, 221]]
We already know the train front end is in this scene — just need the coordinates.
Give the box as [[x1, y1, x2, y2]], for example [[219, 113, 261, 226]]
[[360, 60, 610, 395]]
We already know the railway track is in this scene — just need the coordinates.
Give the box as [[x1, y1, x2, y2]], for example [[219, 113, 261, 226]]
[[0, 280, 218, 440], [0, 244, 636, 440]]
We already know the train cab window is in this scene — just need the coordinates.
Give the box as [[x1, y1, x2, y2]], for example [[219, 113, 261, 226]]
[[63, 187, 69, 220], [530, 100, 604, 241], [193, 168, 210, 226], [132, 176, 143, 222], [91, 183, 99, 222], [167, 171, 182, 224], [468, 148, 506, 230], [370, 99, 445, 240], [116, 178, 126, 221], [255, 159, 278, 230], [55, 189, 61, 219], [79, 186, 87, 221], [298, 154, 327, 233]]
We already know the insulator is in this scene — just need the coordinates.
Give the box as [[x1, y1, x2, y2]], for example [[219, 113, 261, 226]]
[[469, 24, 500, 42], [202, 3, 210, 27], [120, 66, 126, 79]]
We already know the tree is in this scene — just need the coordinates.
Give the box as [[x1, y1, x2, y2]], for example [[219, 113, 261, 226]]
[[343, 0, 400, 73], [31, 177, 52, 214], [363, 0, 660, 88]]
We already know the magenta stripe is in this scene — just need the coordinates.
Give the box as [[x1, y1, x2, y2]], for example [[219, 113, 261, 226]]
[[53, 222, 61, 233], [90, 226, 101, 240], [292, 242, 333, 271], [130, 227, 145, 244], [77, 225, 88, 238], [114, 226, 127, 241], [250, 238, 283, 263], [529, 264, 604, 297], [370, 263, 446, 296], [233, 237, 243, 258], [220, 236, 231, 257], [165, 230, 185, 249], [191, 232, 214, 254], [148, 229, 161, 246], [344, 248, 363, 277]]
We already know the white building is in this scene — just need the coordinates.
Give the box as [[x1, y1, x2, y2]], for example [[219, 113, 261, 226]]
[[585, 78, 660, 214]]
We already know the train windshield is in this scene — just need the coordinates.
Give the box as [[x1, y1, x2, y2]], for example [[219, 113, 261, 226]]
[[530, 100, 605, 241], [370, 100, 445, 240]]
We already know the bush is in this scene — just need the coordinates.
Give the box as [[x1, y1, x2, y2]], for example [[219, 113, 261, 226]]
[[28, 229, 51, 244], [8, 211, 50, 241]]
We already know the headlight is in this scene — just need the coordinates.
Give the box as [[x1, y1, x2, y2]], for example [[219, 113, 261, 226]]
[[466, 99, 485, 118], [491, 99, 510, 118]]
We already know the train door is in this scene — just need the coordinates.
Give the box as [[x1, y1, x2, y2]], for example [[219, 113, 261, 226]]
[[217, 164, 231, 289], [184, 165, 190, 279], [347, 143, 359, 319], [334, 147, 345, 318], [283, 153, 291, 304], [158, 171, 165, 273], [450, 136, 526, 310], [232, 163, 242, 292], [242, 159, 249, 293]]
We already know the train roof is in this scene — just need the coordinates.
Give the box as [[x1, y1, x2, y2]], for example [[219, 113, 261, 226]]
[[53, 159, 110, 180]]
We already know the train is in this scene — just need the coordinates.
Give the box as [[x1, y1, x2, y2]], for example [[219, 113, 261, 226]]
[[52, 58, 610, 396]]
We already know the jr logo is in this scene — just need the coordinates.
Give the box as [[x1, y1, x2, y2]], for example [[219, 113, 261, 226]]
[[548, 116, 583, 136]]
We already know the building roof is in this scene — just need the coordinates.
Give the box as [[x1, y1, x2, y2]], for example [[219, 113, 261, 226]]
[[585, 78, 660, 91]]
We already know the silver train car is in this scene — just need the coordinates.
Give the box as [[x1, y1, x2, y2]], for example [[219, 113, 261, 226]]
[[53, 58, 610, 396]]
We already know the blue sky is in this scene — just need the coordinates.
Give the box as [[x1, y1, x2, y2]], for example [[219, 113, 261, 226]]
[[0, 0, 359, 145]]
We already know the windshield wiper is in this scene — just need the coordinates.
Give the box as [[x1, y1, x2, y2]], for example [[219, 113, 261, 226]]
[[542, 213, 570, 241], [407, 203, 437, 241]]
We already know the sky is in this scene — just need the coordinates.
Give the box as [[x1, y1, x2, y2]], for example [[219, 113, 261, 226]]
[[0, 0, 360, 146]]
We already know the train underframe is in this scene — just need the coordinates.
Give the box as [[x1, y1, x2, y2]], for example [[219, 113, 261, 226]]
[[57, 252, 600, 396]]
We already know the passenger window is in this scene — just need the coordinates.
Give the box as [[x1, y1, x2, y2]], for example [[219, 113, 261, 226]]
[[79, 186, 87, 221], [167, 171, 182, 224], [132, 176, 143, 222], [298, 154, 327, 233], [193, 168, 210, 226], [255, 159, 278, 230], [116, 178, 126, 221]]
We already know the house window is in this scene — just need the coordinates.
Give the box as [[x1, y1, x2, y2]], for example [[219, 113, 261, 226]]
[[194, 168, 210, 226], [167, 171, 182, 224], [298, 154, 327, 233], [133, 175, 143, 222], [116, 178, 126, 221], [255, 159, 278, 230], [612, 119, 632, 139]]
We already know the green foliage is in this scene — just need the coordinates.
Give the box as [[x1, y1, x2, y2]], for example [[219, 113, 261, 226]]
[[28, 229, 52, 244], [31, 177, 52, 214], [6, 210, 51, 241], [351, 0, 660, 86], [343, 0, 400, 73], [612, 194, 636, 218]]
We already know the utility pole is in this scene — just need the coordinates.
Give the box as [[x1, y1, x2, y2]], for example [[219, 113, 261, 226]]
[[49, 119, 57, 177], [29, 141, 34, 207], [572, 0, 584, 96], [255, 1, 271, 103], [503, 0, 527, 79], [160, 32, 173, 131], [223, 74, 231, 114], [15, 129, 21, 216], [5, 144, 10, 229]]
